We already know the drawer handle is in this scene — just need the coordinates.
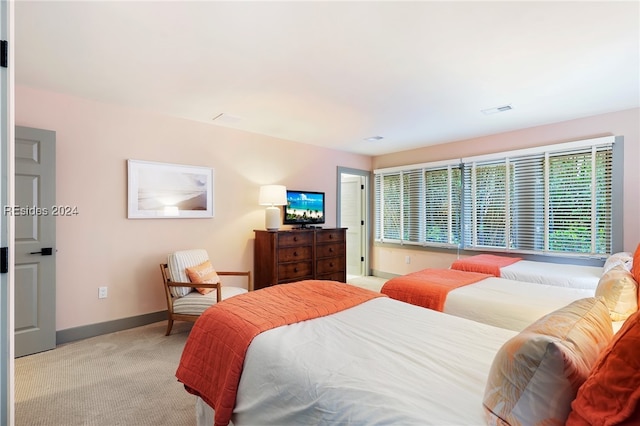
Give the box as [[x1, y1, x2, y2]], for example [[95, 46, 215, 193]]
[[329, 262, 334, 267], [293, 237, 298, 242], [293, 251, 298, 257], [329, 248, 334, 253], [294, 267, 298, 272], [329, 234, 333, 239]]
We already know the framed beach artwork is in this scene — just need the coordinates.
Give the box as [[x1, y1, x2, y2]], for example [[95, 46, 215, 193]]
[[127, 159, 214, 219]]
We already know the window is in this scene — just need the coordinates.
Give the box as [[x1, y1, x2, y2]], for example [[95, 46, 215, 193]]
[[374, 161, 461, 247], [374, 136, 617, 258]]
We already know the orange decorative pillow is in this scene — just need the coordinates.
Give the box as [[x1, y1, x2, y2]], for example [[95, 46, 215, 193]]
[[185, 260, 220, 295], [632, 243, 640, 293], [566, 309, 640, 426]]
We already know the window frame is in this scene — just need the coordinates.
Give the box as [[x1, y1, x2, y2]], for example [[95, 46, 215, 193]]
[[373, 136, 622, 259]]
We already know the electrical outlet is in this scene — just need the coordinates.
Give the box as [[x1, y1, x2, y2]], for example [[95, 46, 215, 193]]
[[405, 255, 411, 264], [98, 286, 108, 299]]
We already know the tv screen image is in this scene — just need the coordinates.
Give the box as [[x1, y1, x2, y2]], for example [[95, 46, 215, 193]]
[[284, 190, 325, 226]]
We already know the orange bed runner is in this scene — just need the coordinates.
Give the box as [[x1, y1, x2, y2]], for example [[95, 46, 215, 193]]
[[175, 280, 385, 426], [450, 254, 522, 277], [381, 268, 491, 311]]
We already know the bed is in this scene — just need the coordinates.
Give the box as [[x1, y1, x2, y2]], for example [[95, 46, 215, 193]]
[[176, 280, 639, 426], [380, 268, 597, 331], [178, 280, 518, 425], [449, 254, 603, 289]]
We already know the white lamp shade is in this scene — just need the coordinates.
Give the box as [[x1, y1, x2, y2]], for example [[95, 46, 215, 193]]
[[259, 185, 287, 206]]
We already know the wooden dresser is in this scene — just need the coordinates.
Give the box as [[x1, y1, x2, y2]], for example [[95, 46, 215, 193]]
[[253, 228, 346, 290]]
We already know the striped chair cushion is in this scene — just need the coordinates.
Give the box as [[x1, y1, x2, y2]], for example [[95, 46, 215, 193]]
[[173, 286, 248, 316], [167, 249, 210, 298]]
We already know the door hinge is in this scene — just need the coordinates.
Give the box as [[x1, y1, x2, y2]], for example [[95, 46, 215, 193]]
[[0, 247, 7, 273], [0, 41, 7, 68]]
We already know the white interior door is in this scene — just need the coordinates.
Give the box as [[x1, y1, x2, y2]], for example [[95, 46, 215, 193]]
[[338, 168, 369, 278], [14, 126, 56, 358]]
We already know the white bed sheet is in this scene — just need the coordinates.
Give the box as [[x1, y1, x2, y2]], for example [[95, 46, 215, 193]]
[[196, 297, 517, 426], [499, 260, 602, 289], [443, 277, 595, 331]]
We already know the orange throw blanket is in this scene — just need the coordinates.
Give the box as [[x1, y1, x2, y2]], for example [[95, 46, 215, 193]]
[[450, 254, 522, 277], [381, 269, 491, 311], [175, 280, 385, 426]]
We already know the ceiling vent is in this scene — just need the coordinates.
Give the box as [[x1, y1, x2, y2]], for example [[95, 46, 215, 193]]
[[212, 113, 243, 123], [481, 104, 514, 115]]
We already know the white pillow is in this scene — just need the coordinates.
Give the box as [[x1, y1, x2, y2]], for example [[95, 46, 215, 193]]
[[603, 251, 633, 274], [483, 298, 613, 426], [595, 266, 638, 321]]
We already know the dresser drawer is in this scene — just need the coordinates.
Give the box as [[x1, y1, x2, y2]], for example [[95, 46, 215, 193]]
[[316, 243, 344, 259], [316, 229, 345, 244], [278, 261, 313, 281], [316, 271, 346, 282], [278, 231, 313, 247], [316, 257, 344, 275], [278, 246, 312, 262]]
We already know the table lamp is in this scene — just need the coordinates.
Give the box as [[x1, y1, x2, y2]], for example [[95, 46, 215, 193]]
[[259, 185, 287, 230]]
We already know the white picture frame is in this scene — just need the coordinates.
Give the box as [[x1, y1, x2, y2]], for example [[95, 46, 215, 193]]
[[127, 159, 214, 219]]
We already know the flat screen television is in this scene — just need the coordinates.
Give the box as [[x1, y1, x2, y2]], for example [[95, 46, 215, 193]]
[[284, 190, 325, 227]]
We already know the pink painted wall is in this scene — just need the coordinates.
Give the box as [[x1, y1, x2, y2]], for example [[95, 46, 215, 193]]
[[15, 84, 639, 328], [372, 108, 640, 276], [16, 85, 372, 331]]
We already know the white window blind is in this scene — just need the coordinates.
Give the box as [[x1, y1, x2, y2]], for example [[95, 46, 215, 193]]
[[374, 136, 615, 257], [463, 140, 613, 256], [374, 161, 461, 247]]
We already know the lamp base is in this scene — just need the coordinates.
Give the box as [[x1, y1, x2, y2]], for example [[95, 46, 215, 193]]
[[265, 206, 281, 230]]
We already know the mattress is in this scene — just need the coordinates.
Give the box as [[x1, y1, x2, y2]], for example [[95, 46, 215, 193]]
[[195, 296, 518, 426]]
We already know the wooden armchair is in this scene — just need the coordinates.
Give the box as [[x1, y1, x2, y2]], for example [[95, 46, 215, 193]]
[[160, 249, 250, 335]]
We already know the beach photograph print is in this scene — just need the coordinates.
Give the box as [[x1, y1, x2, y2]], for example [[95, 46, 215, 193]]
[[127, 160, 214, 218]]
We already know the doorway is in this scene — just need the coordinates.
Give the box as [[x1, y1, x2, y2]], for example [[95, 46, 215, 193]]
[[337, 167, 369, 279]]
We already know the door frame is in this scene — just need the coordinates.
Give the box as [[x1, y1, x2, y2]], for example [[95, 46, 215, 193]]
[[336, 166, 370, 277], [1, 0, 15, 424]]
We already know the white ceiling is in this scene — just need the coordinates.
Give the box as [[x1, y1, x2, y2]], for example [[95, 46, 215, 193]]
[[14, 1, 640, 156]]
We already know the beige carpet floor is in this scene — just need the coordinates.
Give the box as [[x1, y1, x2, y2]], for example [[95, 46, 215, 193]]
[[15, 321, 196, 426], [346, 275, 388, 292]]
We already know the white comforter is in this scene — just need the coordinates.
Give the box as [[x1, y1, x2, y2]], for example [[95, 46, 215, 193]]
[[443, 277, 595, 331], [500, 260, 602, 289], [198, 296, 518, 426]]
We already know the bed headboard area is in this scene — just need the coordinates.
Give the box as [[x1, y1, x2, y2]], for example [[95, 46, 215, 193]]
[[483, 297, 639, 425]]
